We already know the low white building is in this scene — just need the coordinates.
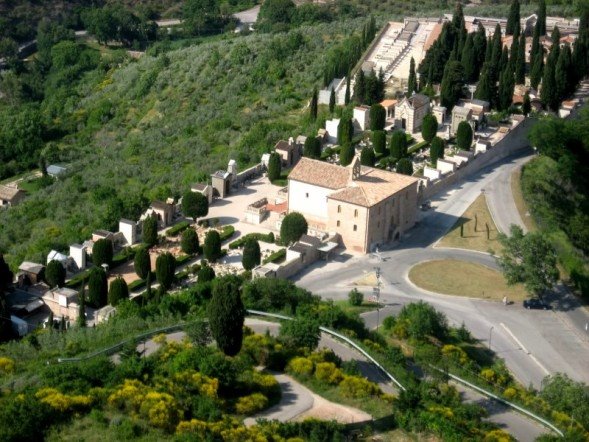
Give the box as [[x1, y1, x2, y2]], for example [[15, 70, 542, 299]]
[[436, 159, 457, 175], [325, 119, 340, 144], [353, 105, 371, 131]]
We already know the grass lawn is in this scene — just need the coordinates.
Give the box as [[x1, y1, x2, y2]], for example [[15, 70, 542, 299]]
[[510, 167, 537, 232], [334, 299, 379, 315], [437, 194, 502, 254], [408, 259, 529, 302]]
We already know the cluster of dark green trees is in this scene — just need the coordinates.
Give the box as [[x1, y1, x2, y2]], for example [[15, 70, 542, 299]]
[[322, 17, 377, 87], [419, 0, 588, 112], [353, 68, 385, 106]]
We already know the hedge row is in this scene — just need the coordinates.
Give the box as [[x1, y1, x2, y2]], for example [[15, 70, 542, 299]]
[[229, 232, 275, 249], [262, 248, 286, 265], [220, 225, 235, 242], [166, 221, 191, 237]]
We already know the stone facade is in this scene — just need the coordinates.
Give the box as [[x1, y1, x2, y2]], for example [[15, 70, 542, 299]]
[[394, 94, 430, 133], [288, 157, 419, 254]]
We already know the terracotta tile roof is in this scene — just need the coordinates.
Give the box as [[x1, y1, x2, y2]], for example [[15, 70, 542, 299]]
[[329, 187, 369, 206], [424, 23, 443, 51], [380, 99, 397, 108], [288, 158, 350, 190]]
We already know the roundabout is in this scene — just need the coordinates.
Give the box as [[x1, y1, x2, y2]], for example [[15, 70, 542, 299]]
[[407, 259, 528, 302]]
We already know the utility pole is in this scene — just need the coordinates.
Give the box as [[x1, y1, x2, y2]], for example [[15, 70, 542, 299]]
[[374, 266, 381, 331]]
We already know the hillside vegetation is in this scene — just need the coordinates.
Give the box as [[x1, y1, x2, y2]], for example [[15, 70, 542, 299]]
[[0, 19, 366, 269]]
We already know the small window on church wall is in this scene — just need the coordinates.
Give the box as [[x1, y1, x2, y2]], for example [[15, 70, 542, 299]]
[[306, 193, 309, 198], [353, 225, 357, 231], [337, 220, 340, 227], [338, 205, 341, 213], [354, 209, 358, 217]]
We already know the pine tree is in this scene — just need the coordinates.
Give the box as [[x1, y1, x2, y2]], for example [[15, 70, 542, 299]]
[[329, 87, 335, 113], [461, 32, 476, 83], [475, 62, 497, 105], [345, 74, 351, 105], [515, 32, 526, 84], [498, 66, 515, 111], [506, 0, 520, 36], [407, 57, 417, 96], [354, 70, 366, 104], [310, 87, 318, 121], [538, 0, 546, 36]]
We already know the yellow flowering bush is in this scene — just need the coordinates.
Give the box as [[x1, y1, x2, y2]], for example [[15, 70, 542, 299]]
[[35, 388, 92, 412], [286, 357, 314, 377], [139, 391, 181, 431], [427, 405, 454, 419], [176, 418, 209, 436], [167, 370, 219, 398], [338, 375, 381, 398], [483, 429, 513, 441], [480, 368, 496, 383], [503, 387, 517, 400], [220, 426, 269, 442], [253, 372, 280, 398], [235, 393, 268, 415], [441, 344, 469, 365], [108, 379, 147, 411], [243, 334, 271, 365], [314, 362, 344, 385], [0, 357, 15, 375]]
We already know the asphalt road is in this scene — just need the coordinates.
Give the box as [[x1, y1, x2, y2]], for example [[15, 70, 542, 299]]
[[293, 150, 589, 391]]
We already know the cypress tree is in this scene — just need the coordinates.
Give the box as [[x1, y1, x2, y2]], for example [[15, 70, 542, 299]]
[[475, 62, 497, 105], [530, 51, 544, 89], [509, 31, 519, 72], [430, 136, 445, 167], [88, 267, 108, 308], [396, 158, 413, 175], [461, 33, 476, 83], [538, 0, 546, 36], [390, 130, 408, 160], [408, 57, 417, 96], [134, 246, 151, 279], [500, 46, 509, 75], [498, 66, 515, 111], [339, 143, 355, 166], [372, 130, 386, 155], [156, 252, 176, 291], [203, 230, 222, 262], [345, 74, 351, 105], [440, 60, 465, 110], [360, 147, 375, 166], [77, 280, 86, 328], [337, 116, 354, 145], [329, 87, 335, 113], [456, 121, 473, 150], [484, 36, 493, 64], [421, 113, 438, 143], [522, 92, 531, 116], [354, 70, 366, 104], [242, 239, 261, 271], [310, 87, 318, 121], [377, 68, 385, 102], [506, 0, 520, 36], [303, 136, 321, 159], [531, 23, 541, 63], [452, 1, 465, 33], [563, 44, 575, 95], [550, 26, 561, 63], [267, 152, 282, 182], [45, 260, 66, 288], [181, 228, 200, 255], [208, 275, 245, 357], [490, 23, 503, 80], [515, 32, 526, 84], [541, 60, 557, 110], [142, 216, 158, 247], [554, 45, 571, 102], [369, 104, 386, 131], [108, 277, 129, 306], [473, 23, 487, 76]]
